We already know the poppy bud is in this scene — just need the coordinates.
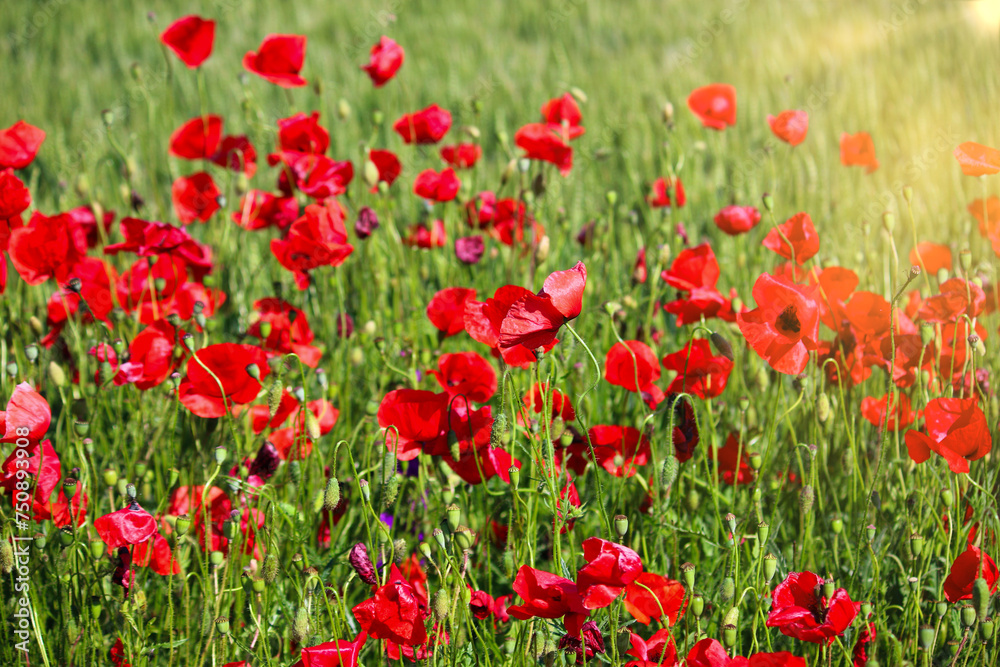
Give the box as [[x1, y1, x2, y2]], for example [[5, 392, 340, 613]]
[[974, 577, 991, 621], [960, 248, 972, 271], [799, 485, 815, 516], [962, 605, 977, 627], [359, 479, 370, 502], [909, 533, 924, 558], [0, 541, 12, 574], [101, 109, 114, 127], [614, 514, 629, 537], [710, 332, 735, 361], [304, 409, 321, 440], [691, 594, 705, 617], [816, 392, 831, 423], [831, 516, 843, 534], [292, 607, 310, 644], [753, 365, 769, 393], [72, 419, 90, 437], [383, 475, 399, 508], [881, 211, 895, 234], [22, 343, 39, 364], [764, 553, 777, 582], [446, 504, 461, 531], [866, 524, 876, 542], [5, 361, 16, 378], [686, 488, 700, 512], [720, 576, 735, 602], [681, 562, 695, 591], [937, 267, 949, 284], [372, 110, 384, 125], [661, 455, 680, 489], [534, 235, 550, 263], [392, 538, 408, 564], [432, 590, 450, 622], [662, 102, 674, 124], [936, 600, 948, 618], [419, 541, 433, 561], [658, 243, 672, 267], [267, 378, 284, 418], [919, 625, 934, 650], [210, 550, 225, 567], [981, 617, 995, 642], [757, 521, 770, 546], [243, 362, 261, 381], [762, 193, 774, 212], [323, 478, 341, 512], [722, 624, 737, 648], [263, 553, 279, 583], [48, 361, 67, 387], [362, 159, 380, 189], [337, 98, 351, 120]]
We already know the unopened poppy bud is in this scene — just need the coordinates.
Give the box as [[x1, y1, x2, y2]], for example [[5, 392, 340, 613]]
[[305, 409, 321, 439], [432, 589, 450, 622], [323, 478, 341, 512], [534, 235, 550, 263], [831, 516, 843, 534], [764, 553, 777, 582], [337, 98, 351, 119], [433, 527, 446, 549], [210, 550, 225, 567], [882, 211, 895, 233], [101, 109, 114, 127], [606, 190, 618, 206], [981, 617, 994, 642], [866, 524, 876, 542], [662, 102, 674, 124], [0, 541, 13, 574], [757, 521, 770, 546], [974, 577, 991, 621], [937, 267, 949, 284], [816, 392, 831, 423], [710, 332, 735, 361], [681, 562, 695, 591], [762, 193, 774, 212], [658, 243, 672, 266], [799, 485, 815, 516], [455, 525, 475, 550], [292, 607, 310, 644], [661, 455, 680, 489], [614, 514, 629, 537], [919, 625, 934, 650], [724, 513, 737, 535], [371, 110, 384, 125], [362, 159, 380, 189], [960, 248, 972, 271], [748, 452, 762, 471], [243, 362, 261, 381], [720, 576, 735, 602], [962, 604, 977, 627], [48, 361, 67, 387], [445, 504, 461, 531], [267, 379, 284, 419], [691, 594, 705, 617], [392, 538, 408, 564], [909, 533, 924, 558], [902, 185, 914, 203], [383, 475, 399, 508], [723, 624, 737, 648], [263, 553, 279, 583]]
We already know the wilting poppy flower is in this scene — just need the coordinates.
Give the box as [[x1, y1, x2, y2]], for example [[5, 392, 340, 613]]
[[497, 262, 587, 362], [624, 572, 685, 625], [349, 543, 377, 585], [714, 205, 761, 236], [647, 176, 686, 208], [955, 141, 1000, 176], [271, 202, 354, 289], [605, 340, 662, 399], [427, 287, 477, 337], [687, 84, 737, 130], [943, 545, 999, 603], [362, 36, 404, 87], [737, 272, 820, 375], [576, 537, 643, 609], [247, 297, 323, 367], [243, 34, 307, 87], [209, 134, 257, 176], [393, 105, 452, 144], [232, 190, 298, 231], [588, 425, 650, 477], [507, 566, 587, 622], [172, 172, 220, 224], [515, 123, 573, 175], [413, 168, 460, 202], [403, 220, 447, 248], [840, 132, 879, 173], [428, 352, 496, 404], [768, 110, 809, 146], [559, 621, 605, 665], [712, 433, 753, 485], [178, 343, 269, 418], [368, 149, 402, 189], [160, 15, 215, 68], [767, 571, 860, 645], [541, 93, 585, 139], [762, 212, 819, 265], [440, 143, 482, 169], [8, 211, 87, 285], [861, 393, 915, 431], [661, 339, 733, 399], [455, 235, 485, 264], [0, 121, 45, 169], [909, 242, 951, 274], [625, 629, 678, 667], [295, 631, 368, 667], [352, 564, 428, 646], [94, 501, 158, 549], [169, 115, 222, 160], [905, 397, 990, 473]]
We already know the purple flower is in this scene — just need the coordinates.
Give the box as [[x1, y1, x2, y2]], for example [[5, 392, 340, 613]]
[[455, 235, 484, 264], [355, 206, 379, 239], [349, 542, 378, 585]]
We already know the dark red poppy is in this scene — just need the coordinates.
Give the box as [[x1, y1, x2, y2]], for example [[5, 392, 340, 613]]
[[440, 143, 482, 169], [403, 220, 447, 248], [661, 338, 733, 399], [909, 242, 951, 274], [714, 205, 761, 236], [177, 343, 269, 418], [647, 176, 686, 208], [270, 112, 330, 158], [766, 571, 860, 645], [541, 93, 585, 139], [427, 287, 476, 337], [664, 287, 739, 327], [559, 621, 605, 665], [943, 545, 999, 602], [94, 501, 158, 549], [168, 115, 222, 160], [468, 588, 495, 620], [840, 132, 879, 173], [711, 433, 753, 486], [368, 149, 402, 189], [393, 105, 452, 144], [497, 262, 587, 363], [737, 272, 820, 375], [361, 36, 404, 87], [860, 393, 915, 431], [687, 84, 737, 130], [588, 425, 650, 477], [243, 34, 307, 87], [762, 212, 819, 265], [295, 631, 368, 667], [576, 537, 643, 609], [515, 123, 573, 175], [352, 564, 428, 646], [0, 121, 45, 169], [160, 15, 215, 68], [852, 620, 876, 667], [428, 352, 496, 404], [624, 572, 685, 625], [414, 167, 460, 202], [271, 202, 354, 289], [172, 172, 220, 224], [768, 110, 808, 146], [232, 190, 298, 231], [625, 629, 678, 667], [247, 297, 322, 367], [8, 211, 87, 285], [507, 565, 587, 622], [905, 397, 990, 473], [205, 134, 256, 176]]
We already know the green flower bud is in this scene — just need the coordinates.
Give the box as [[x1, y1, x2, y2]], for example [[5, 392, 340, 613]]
[[749, 452, 762, 471], [382, 475, 399, 508], [213, 446, 227, 466], [686, 488, 701, 512], [323, 478, 341, 512], [263, 553, 279, 583], [762, 193, 774, 212], [710, 332, 735, 361], [974, 577, 991, 621], [800, 485, 815, 516], [48, 361, 67, 387], [861, 602, 872, 618], [661, 455, 680, 489], [432, 589, 450, 622], [831, 516, 844, 534], [720, 576, 735, 602], [0, 541, 13, 574], [292, 607, 310, 644], [882, 211, 895, 233]]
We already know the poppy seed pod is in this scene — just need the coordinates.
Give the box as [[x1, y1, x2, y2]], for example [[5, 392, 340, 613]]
[[981, 617, 995, 642], [962, 604, 977, 627], [909, 533, 924, 559], [823, 579, 836, 600], [831, 516, 844, 534], [882, 211, 895, 233], [455, 525, 475, 550], [215, 617, 230, 636], [433, 528, 446, 549], [960, 249, 972, 271], [359, 479, 370, 502], [757, 521, 770, 546], [725, 513, 737, 535], [5, 361, 17, 377], [935, 600, 948, 618], [942, 488, 954, 508], [446, 504, 461, 531], [764, 553, 777, 582], [722, 624, 737, 648], [174, 514, 191, 537], [614, 514, 628, 537], [210, 550, 225, 567], [63, 477, 78, 500], [919, 625, 934, 650], [508, 466, 520, 488], [749, 451, 762, 471], [681, 562, 695, 591], [974, 577, 991, 621]]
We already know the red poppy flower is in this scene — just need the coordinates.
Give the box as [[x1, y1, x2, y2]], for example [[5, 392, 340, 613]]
[[605, 340, 662, 394], [625, 629, 678, 667], [243, 34, 307, 87], [232, 190, 298, 231], [440, 143, 482, 169], [909, 242, 951, 274], [267, 399, 339, 460], [104, 217, 213, 275], [712, 433, 753, 485], [444, 438, 521, 486], [94, 502, 158, 549], [840, 132, 879, 173], [295, 631, 368, 667], [768, 110, 809, 146], [662, 243, 719, 291], [169, 115, 222, 160], [588, 425, 650, 477], [492, 199, 543, 247], [209, 135, 256, 176], [737, 273, 820, 375], [465, 285, 538, 366], [624, 572, 685, 625], [172, 172, 220, 224], [522, 382, 576, 423], [178, 343, 269, 418], [0, 382, 51, 443], [714, 205, 761, 236], [160, 15, 215, 68], [541, 93, 585, 139], [576, 537, 643, 609], [852, 620, 876, 667], [269, 112, 330, 158], [686, 638, 806, 667], [687, 84, 737, 130], [497, 262, 587, 363], [943, 545, 999, 603], [0, 121, 45, 169], [905, 397, 990, 473], [271, 202, 354, 289], [368, 149, 402, 189], [8, 211, 87, 285], [860, 393, 915, 431], [128, 319, 182, 390], [361, 36, 404, 87], [0, 438, 60, 511], [414, 167, 460, 202], [276, 151, 354, 199], [0, 169, 30, 222], [767, 571, 860, 645], [393, 105, 452, 144], [955, 141, 1000, 176], [247, 297, 323, 367], [133, 532, 181, 575], [377, 389, 448, 460], [507, 566, 587, 621], [661, 338, 733, 399], [916, 278, 985, 323], [762, 212, 819, 265], [970, 196, 1000, 235], [352, 564, 428, 646], [647, 176, 686, 208], [469, 588, 496, 620], [427, 287, 477, 337], [428, 352, 496, 404], [465, 191, 496, 228], [515, 123, 573, 175], [110, 638, 131, 667], [403, 220, 447, 249]]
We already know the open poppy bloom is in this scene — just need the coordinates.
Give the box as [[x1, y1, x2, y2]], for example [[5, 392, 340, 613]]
[[625, 629, 678, 667], [588, 425, 650, 477], [507, 565, 587, 626], [605, 340, 663, 407], [169, 115, 223, 160], [377, 389, 449, 460], [243, 34, 307, 87], [514, 123, 573, 176], [687, 84, 736, 130], [840, 132, 879, 172], [575, 538, 643, 609], [495, 262, 586, 363], [624, 572, 685, 625], [427, 287, 477, 337], [767, 571, 860, 645], [293, 630, 368, 667], [909, 242, 951, 274], [686, 638, 806, 667], [0, 438, 60, 516], [403, 220, 447, 249], [905, 397, 990, 473], [661, 339, 733, 399], [276, 151, 354, 199], [428, 352, 496, 404], [247, 297, 323, 367], [271, 202, 354, 289], [177, 343, 269, 418], [270, 111, 330, 156], [762, 212, 820, 265], [916, 278, 985, 324], [361, 36, 404, 87], [711, 433, 753, 485], [541, 93, 585, 139], [768, 110, 808, 146], [943, 545, 999, 602], [737, 272, 820, 375], [647, 176, 686, 208], [352, 565, 428, 646], [393, 105, 452, 144], [955, 141, 1000, 176], [413, 167, 460, 202], [440, 143, 482, 169], [0, 120, 46, 169], [714, 205, 761, 236], [172, 172, 220, 224], [160, 15, 215, 68], [94, 501, 159, 549], [860, 393, 915, 431], [8, 211, 87, 285], [209, 134, 257, 176]]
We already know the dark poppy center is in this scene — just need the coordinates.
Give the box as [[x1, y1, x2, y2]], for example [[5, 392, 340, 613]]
[[776, 305, 801, 336]]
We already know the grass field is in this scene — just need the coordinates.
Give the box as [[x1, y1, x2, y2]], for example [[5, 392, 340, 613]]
[[2, 1, 1000, 666]]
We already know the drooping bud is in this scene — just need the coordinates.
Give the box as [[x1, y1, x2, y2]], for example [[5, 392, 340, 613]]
[[382, 475, 399, 508], [292, 607, 310, 644], [816, 392, 831, 423], [762, 193, 774, 212], [710, 332, 735, 361], [661, 455, 679, 489]]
